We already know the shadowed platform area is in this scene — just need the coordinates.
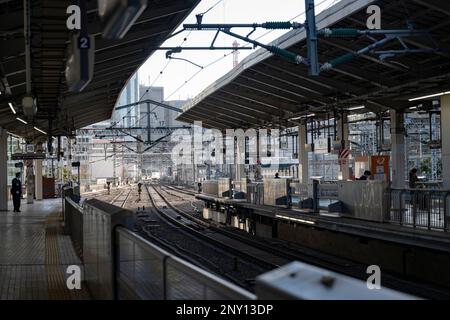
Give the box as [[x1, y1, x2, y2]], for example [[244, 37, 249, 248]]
[[0, 199, 90, 300]]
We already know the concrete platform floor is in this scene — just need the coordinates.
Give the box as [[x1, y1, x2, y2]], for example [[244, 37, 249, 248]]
[[0, 199, 90, 300]]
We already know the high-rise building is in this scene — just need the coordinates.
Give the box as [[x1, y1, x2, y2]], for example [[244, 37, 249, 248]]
[[112, 73, 140, 129]]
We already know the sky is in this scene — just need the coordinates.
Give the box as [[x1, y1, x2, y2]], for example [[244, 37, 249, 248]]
[[137, 0, 340, 102]]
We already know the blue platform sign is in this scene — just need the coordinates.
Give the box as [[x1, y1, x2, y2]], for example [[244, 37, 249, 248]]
[[78, 35, 90, 49]]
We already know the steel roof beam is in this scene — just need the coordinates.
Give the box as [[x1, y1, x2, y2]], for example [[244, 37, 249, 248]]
[[220, 88, 300, 114]]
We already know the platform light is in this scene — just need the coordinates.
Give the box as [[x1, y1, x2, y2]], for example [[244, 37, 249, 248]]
[[34, 127, 46, 134], [275, 214, 315, 225], [8, 102, 16, 114], [409, 106, 418, 110], [409, 91, 450, 102], [289, 113, 316, 121], [16, 117, 27, 124], [348, 105, 365, 111]]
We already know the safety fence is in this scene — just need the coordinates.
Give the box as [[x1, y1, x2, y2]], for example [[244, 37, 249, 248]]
[[384, 188, 450, 231], [62, 194, 415, 300], [116, 228, 255, 300], [63, 197, 84, 259]]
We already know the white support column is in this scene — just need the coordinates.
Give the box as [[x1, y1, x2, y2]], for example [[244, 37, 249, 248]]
[[298, 121, 309, 183], [235, 137, 245, 181], [441, 94, 450, 189], [26, 159, 34, 204], [35, 159, 43, 200], [337, 113, 350, 180], [390, 109, 406, 188], [0, 128, 8, 211]]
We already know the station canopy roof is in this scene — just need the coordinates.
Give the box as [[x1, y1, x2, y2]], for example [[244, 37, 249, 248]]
[[177, 0, 450, 130], [0, 0, 200, 139]]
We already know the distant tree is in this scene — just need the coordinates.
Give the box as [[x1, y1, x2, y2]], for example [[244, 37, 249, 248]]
[[63, 167, 71, 182], [420, 158, 431, 175]]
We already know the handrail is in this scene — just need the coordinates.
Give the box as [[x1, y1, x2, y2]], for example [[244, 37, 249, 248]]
[[115, 227, 256, 300], [384, 188, 450, 232]]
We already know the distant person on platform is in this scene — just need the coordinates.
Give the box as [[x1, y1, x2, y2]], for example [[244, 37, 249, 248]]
[[359, 170, 372, 181], [409, 168, 419, 189], [11, 172, 22, 213], [274, 173, 280, 179]]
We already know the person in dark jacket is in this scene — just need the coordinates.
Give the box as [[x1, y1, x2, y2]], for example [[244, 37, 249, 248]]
[[409, 168, 419, 189], [359, 170, 372, 181], [11, 172, 22, 213]]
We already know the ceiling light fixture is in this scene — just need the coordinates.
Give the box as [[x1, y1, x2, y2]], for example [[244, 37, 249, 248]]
[[348, 105, 365, 111], [34, 127, 46, 134], [408, 91, 450, 102], [16, 117, 28, 124], [8, 102, 16, 114]]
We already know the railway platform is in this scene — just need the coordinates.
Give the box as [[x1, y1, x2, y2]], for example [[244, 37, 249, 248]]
[[0, 199, 90, 300], [197, 193, 450, 253]]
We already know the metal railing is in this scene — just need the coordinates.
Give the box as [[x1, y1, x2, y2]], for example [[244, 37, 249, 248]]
[[384, 188, 450, 231], [115, 227, 255, 300], [63, 197, 84, 259]]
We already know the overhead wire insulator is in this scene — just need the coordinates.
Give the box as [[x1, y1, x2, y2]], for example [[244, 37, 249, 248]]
[[262, 21, 299, 29], [326, 28, 360, 37], [324, 52, 357, 70], [268, 46, 305, 64]]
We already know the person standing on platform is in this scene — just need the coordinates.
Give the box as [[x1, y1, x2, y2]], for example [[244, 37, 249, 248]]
[[11, 172, 22, 213], [409, 168, 419, 189], [358, 170, 372, 181]]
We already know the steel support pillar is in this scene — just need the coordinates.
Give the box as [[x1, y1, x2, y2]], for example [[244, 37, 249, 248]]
[[35, 159, 43, 200], [0, 128, 8, 211], [235, 136, 245, 181], [298, 121, 309, 183], [26, 160, 34, 204], [337, 113, 350, 180], [390, 109, 406, 188], [441, 94, 450, 189]]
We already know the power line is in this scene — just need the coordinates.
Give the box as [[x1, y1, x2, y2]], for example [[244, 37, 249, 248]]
[[199, 0, 225, 16], [109, 1, 227, 129], [163, 0, 337, 101]]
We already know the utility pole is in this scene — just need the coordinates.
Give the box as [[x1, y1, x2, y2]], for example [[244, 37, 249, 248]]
[[147, 101, 151, 144], [113, 137, 116, 186], [305, 0, 320, 75]]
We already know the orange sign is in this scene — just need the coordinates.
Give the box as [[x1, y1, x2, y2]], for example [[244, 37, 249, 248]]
[[371, 156, 390, 181]]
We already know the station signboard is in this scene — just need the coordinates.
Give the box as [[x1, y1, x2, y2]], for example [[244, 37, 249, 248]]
[[370, 156, 390, 182], [11, 153, 46, 160], [428, 140, 441, 149], [72, 161, 81, 167], [26, 144, 35, 153], [313, 138, 330, 154]]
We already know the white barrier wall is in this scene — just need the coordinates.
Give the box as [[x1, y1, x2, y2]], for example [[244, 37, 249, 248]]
[[218, 178, 232, 198], [337, 181, 388, 222], [263, 179, 289, 206], [202, 180, 219, 197]]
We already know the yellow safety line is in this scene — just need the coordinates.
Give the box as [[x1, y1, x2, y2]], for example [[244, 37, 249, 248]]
[[45, 212, 71, 300]]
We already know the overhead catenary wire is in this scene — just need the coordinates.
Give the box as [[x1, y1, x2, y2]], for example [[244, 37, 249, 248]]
[[109, 2, 230, 129], [97, 0, 341, 157], [110, 1, 228, 129], [163, 0, 336, 101]]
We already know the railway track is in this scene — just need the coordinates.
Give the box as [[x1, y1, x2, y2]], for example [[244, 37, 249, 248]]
[[110, 188, 133, 208], [156, 183, 450, 299], [88, 183, 450, 298], [139, 183, 293, 291]]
